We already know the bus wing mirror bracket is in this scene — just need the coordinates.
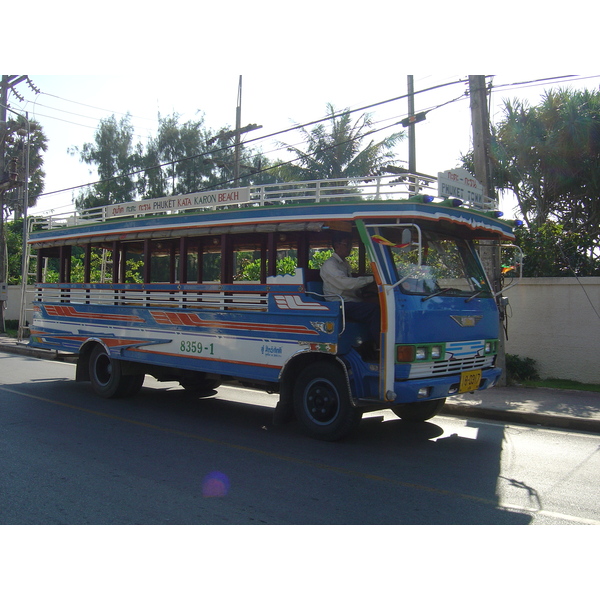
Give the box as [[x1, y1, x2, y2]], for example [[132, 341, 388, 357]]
[[494, 244, 524, 298]]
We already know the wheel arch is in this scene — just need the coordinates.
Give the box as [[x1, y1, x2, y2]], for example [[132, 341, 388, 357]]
[[75, 338, 108, 382], [274, 352, 353, 425]]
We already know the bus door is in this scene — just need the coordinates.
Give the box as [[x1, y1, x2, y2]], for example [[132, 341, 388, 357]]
[[359, 221, 422, 402]]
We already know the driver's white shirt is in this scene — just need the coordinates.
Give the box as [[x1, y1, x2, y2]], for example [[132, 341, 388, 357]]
[[320, 252, 373, 302]]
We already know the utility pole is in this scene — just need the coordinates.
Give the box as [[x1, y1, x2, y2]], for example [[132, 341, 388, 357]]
[[234, 76, 242, 185], [0, 75, 39, 334], [469, 75, 506, 385], [469, 75, 493, 196], [1, 76, 11, 333], [207, 76, 262, 186], [407, 75, 416, 174]]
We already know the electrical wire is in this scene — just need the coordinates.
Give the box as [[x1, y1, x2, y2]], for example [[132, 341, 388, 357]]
[[31, 78, 470, 200], [21, 74, 600, 202], [38, 91, 156, 123], [490, 75, 599, 94]]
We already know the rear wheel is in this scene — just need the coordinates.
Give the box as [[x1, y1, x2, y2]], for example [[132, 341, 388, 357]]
[[89, 345, 144, 399], [391, 398, 446, 422], [293, 362, 361, 441]]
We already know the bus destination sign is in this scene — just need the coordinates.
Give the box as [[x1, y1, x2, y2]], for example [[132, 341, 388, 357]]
[[103, 187, 251, 219]]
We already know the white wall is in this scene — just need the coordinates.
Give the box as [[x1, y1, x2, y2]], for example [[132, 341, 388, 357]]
[[505, 278, 600, 384], [3, 286, 33, 322], [5, 280, 600, 383]]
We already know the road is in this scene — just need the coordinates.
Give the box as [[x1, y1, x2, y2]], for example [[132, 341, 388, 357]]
[[1, 351, 599, 525]]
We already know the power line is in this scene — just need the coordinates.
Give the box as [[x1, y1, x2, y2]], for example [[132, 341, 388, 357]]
[[38, 91, 155, 123], [36, 90, 463, 201], [19, 110, 99, 130], [28, 74, 599, 203], [33, 78, 469, 200], [29, 75, 591, 139], [490, 75, 600, 94]]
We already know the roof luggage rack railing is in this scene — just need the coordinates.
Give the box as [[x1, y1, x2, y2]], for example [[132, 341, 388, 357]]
[[28, 172, 495, 231]]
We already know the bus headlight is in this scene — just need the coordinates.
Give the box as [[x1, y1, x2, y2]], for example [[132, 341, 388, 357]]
[[431, 345, 442, 360], [415, 347, 427, 360]]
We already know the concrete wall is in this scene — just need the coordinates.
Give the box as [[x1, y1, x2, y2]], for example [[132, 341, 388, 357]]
[[504, 278, 600, 384], [4, 280, 600, 383], [3, 286, 32, 322]]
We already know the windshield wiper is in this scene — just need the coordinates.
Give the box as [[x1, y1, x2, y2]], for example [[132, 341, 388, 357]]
[[421, 288, 452, 301], [465, 290, 483, 303]]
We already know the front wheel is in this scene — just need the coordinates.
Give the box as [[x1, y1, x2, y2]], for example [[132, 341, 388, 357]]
[[89, 345, 144, 399], [293, 362, 361, 441], [391, 398, 446, 422]]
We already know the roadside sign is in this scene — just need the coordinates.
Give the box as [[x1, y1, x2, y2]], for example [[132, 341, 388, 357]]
[[438, 168, 484, 206]]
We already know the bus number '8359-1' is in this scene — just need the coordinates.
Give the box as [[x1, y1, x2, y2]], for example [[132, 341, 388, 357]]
[[180, 340, 215, 355]]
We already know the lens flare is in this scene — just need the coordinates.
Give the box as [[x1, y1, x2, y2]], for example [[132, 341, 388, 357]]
[[202, 471, 230, 497]]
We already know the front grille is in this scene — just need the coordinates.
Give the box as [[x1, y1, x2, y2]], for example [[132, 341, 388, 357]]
[[407, 339, 494, 379]]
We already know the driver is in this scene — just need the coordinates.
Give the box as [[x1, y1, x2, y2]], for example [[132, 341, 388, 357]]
[[320, 231, 380, 345]]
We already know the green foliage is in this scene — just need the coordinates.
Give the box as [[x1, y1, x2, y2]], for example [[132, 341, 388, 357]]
[[462, 87, 600, 277], [71, 114, 140, 210], [491, 88, 600, 235], [1, 119, 48, 312], [2, 117, 48, 215], [140, 113, 212, 199], [308, 249, 333, 269], [71, 112, 284, 210], [237, 255, 302, 281], [276, 256, 298, 275], [3, 319, 19, 338], [515, 221, 599, 276], [278, 103, 404, 181], [4, 218, 24, 284], [505, 354, 539, 383], [42, 249, 143, 284], [525, 379, 600, 393], [308, 248, 368, 272]]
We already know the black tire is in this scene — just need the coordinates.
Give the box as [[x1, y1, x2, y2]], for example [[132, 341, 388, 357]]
[[89, 345, 144, 399], [293, 361, 361, 441], [391, 398, 446, 422]]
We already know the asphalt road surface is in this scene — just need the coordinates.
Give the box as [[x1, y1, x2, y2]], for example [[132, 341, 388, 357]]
[[1, 351, 599, 525]]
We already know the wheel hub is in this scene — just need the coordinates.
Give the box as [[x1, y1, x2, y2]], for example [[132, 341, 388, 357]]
[[305, 379, 340, 425]]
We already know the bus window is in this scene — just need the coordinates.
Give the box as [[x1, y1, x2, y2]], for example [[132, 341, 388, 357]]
[[275, 233, 299, 277], [233, 234, 266, 283], [202, 237, 222, 283], [386, 229, 491, 297], [149, 240, 176, 283], [122, 243, 144, 284], [308, 232, 371, 275]]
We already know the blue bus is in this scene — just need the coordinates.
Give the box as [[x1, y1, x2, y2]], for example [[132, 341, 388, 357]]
[[27, 175, 517, 440]]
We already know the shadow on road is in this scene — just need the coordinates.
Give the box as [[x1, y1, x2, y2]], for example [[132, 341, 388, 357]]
[[2, 375, 533, 524]]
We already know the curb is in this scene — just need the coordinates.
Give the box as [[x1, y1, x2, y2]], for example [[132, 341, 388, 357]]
[[0, 342, 75, 362], [441, 402, 600, 434], [2, 340, 599, 434]]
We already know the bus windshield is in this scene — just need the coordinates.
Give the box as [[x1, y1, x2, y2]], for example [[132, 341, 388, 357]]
[[378, 227, 492, 299]]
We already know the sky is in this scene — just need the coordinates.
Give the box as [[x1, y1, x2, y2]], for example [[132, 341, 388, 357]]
[[3, 0, 597, 222], [4, 0, 598, 223], [7, 73, 600, 220]]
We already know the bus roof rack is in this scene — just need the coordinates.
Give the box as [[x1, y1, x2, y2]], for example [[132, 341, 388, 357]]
[[30, 173, 500, 231]]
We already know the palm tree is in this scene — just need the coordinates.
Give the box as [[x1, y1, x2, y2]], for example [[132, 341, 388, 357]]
[[279, 103, 404, 182], [491, 88, 600, 236]]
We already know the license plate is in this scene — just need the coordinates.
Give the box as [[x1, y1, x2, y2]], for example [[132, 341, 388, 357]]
[[459, 369, 481, 393]]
